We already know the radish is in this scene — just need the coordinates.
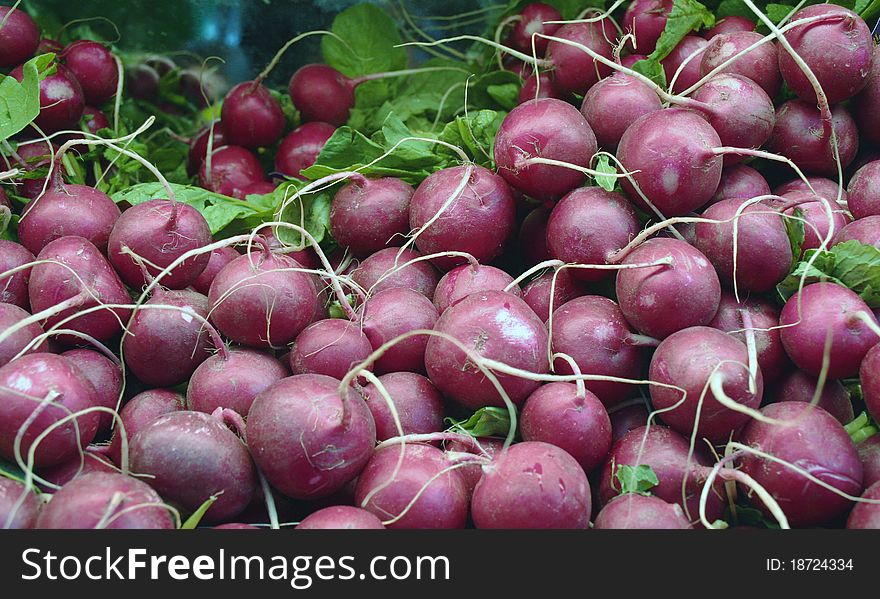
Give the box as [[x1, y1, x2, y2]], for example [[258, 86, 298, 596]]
[[62, 349, 121, 433], [80, 106, 109, 134], [425, 290, 549, 410], [274, 122, 336, 179], [220, 81, 285, 149], [188, 122, 227, 176], [778, 190, 850, 254], [834, 216, 880, 249], [704, 16, 755, 38], [361, 372, 445, 441], [517, 207, 551, 266], [37, 449, 116, 489], [853, 46, 880, 148], [861, 343, 880, 422], [847, 160, 880, 219], [191, 247, 240, 295], [847, 482, 880, 529], [199, 145, 266, 200], [297, 506, 385, 530], [661, 36, 708, 94], [518, 71, 562, 103], [0, 478, 40, 529], [433, 264, 519, 313], [775, 176, 847, 201], [361, 287, 439, 374], [9, 64, 84, 134], [0, 6, 39, 67], [288, 64, 355, 126], [351, 247, 440, 299], [544, 21, 614, 95], [623, 0, 673, 54], [289, 318, 374, 379], [187, 348, 287, 417], [773, 370, 853, 425], [709, 164, 770, 206], [247, 374, 376, 499], [610, 403, 649, 443], [580, 74, 662, 150], [700, 31, 781, 98], [594, 493, 693, 529], [521, 269, 587, 322], [330, 176, 414, 258], [108, 389, 185, 467], [858, 436, 880, 488], [0, 303, 47, 367], [61, 40, 119, 105], [767, 100, 859, 176], [508, 3, 562, 56], [125, 63, 159, 101], [0, 240, 34, 310]]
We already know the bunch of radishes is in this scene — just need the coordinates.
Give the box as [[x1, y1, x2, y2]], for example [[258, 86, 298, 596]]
[[3, 0, 880, 531]]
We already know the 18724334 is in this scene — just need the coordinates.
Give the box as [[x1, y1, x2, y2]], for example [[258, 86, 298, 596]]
[[767, 559, 855, 572]]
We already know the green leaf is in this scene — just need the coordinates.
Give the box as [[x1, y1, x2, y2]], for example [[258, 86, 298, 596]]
[[594, 154, 618, 192], [273, 182, 333, 249], [322, 3, 407, 78], [0, 456, 27, 484], [764, 3, 797, 23], [468, 70, 523, 112], [614, 464, 660, 495], [446, 407, 513, 438], [716, 0, 753, 18], [630, 57, 668, 88], [0, 53, 55, 143], [180, 494, 219, 529], [652, 0, 715, 60], [436, 109, 506, 168], [785, 207, 805, 267], [776, 240, 880, 307], [728, 503, 780, 529]]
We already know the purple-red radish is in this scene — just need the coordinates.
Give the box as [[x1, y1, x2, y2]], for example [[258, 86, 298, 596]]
[[773, 370, 853, 425], [0, 478, 40, 529], [18, 183, 121, 254], [661, 35, 708, 94], [444, 437, 504, 498], [0, 6, 39, 67], [518, 71, 562, 103], [60, 40, 119, 105], [361, 287, 439, 375], [80, 106, 109, 135], [861, 343, 880, 422], [767, 100, 859, 176], [0, 240, 34, 310], [35, 472, 174, 529], [129, 410, 256, 523], [274, 122, 336, 179], [775, 176, 847, 200], [0, 303, 47, 367], [0, 353, 99, 467], [494, 98, 598, 202], [708, 164, 771, 206], [62, 349, 121, 433], [847, 482, 880, 529], [208, 249, 318, 349], [848, 161, 880, 219], [433, 264, 519, 313], [700, 31, 782, 98], [546, 187, 640, 282], [615, 238, 722, 339], [220, 81, 285, 149], [355, 443, 468, 529], [704, 16, 755, 38], [289, 318, 374, 379], [834, 215, 880, 249], [108, 199, 212, 290], [187, 348, 287, 417], [247, 374, 376, 500], [37, 449, 116, 489], [739, 401, 863, 527], [518, 207, 551, 266], [521, 269, 587, 322], [409, 165, 517, 270], [609, 402, 649, 443], [108, 389, 185, 466], [330, 176, 414, 258], [580, 74, 662, 150], [853, 46, 880, 148], [425, 290, 549, 410], [779, 282, 877, 379], [544, 21, 615, 95], [858, 435, 880, 488], [361, 372, 445, 441], [190, 246, 239, 295], [350, 247, 440, 299], [30, 236, 132, 344], [297, 506, 385, 530], [617, 108, 723, 216], [240, 181, 276, 197], [594, 493, 693, 529], [188, 122, 228, 176], [620, 53, 647, 68], [623, 0, 673, 54], [778, 5, 874, 105], [550, 295, 647, 408], [709, 292, 788, 383], [125, 63, 159, 101], [9, 64, 84, 134], [777, 190, 850, 254], [520, 383, 611, 473], [198, 145, 265, 200], [509, 3, 562, 55], [472, 441, 590, 529], [288, 63, 355, 126]]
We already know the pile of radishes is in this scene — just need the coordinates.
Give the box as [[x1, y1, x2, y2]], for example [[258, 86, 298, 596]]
[[3, 0, 880, 530]]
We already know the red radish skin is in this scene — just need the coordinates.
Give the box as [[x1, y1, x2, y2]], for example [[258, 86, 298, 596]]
[[847, 482, 880, 529], [708, 164, 771, 206], [545, 21, 615, 96], [550, 296, 647, 407], [767, 100, 859, 176], [191, 247, 240, 295], [35, 472, 174, 529], [0, 353, 100, 468], [80, 106, 110, 135], [773, 370, 854, 425], [240, 181, 276, 197], [425, 290, 549, 410], [409, 165, 517, 270], [350, 247, 440, 299], [509, 3, 562, 55], [520, 383, 611, 473], [847, 161, 880, 219], [187, 349, 287, 417], [61, 40, 119, 105], [620, 54, 647, 68], [546, 187, 640, 282], [30, 236, 132, 344], [518, 72, 563, 103], [10, 64, 84, 134], [834, 216, 880, 249], [108, 389, 185, 466], [361, 287, 439, 375], [355, 443, 468, 529], [297, 506, 385, 530], [594, 493, 693, 529], [857, 436, 880, 488], [18, 183, 121, 254], [0, 478, 40, 529], [704, 16, 755, 38], [37, 449, 116, 489], [207, 250, 318, 349], [329, 177, 414, 258], [289, 318, 374, 379], [0, 6, 39, 67], [125, 64, 160, 101], [0, 241, 34, 310], [199, 145, 266, 200], [445, 437, 504, 498], [62, 349, 121, 433], [709, 292, 789, 383], [472, 441, 591, 529], [739, 402, 863, 528], [221, 81, 285, 149], [288, 64, 355, 127], [700, 31, 782, 98], [617, 108, 723, 216], [188, 123, 227, 176], [124, 289, 212, 387], [361, 372, 445, 441], [247, 374, 376, 500], [775, 177, 848, 201], [580, 74, 662, 150], [623, 0, 673, 54], [521, 269, 587, 322], [778, 5, 874, 105], [661, 35, 709, 94], [861, 343, 880, 422], [0, 303, 47, 367], [779, 191, 850, 254], [494, 97, 598, 202], [615, 238, 722, 339], [609, 403, 650, 443], [129, 411, 257, 523], [518, 207, 552, 266], [779, 282, 877, 379], [274, 122, 336, 179], [433, 264, 520, 313], [853, 46, 880, 148]]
